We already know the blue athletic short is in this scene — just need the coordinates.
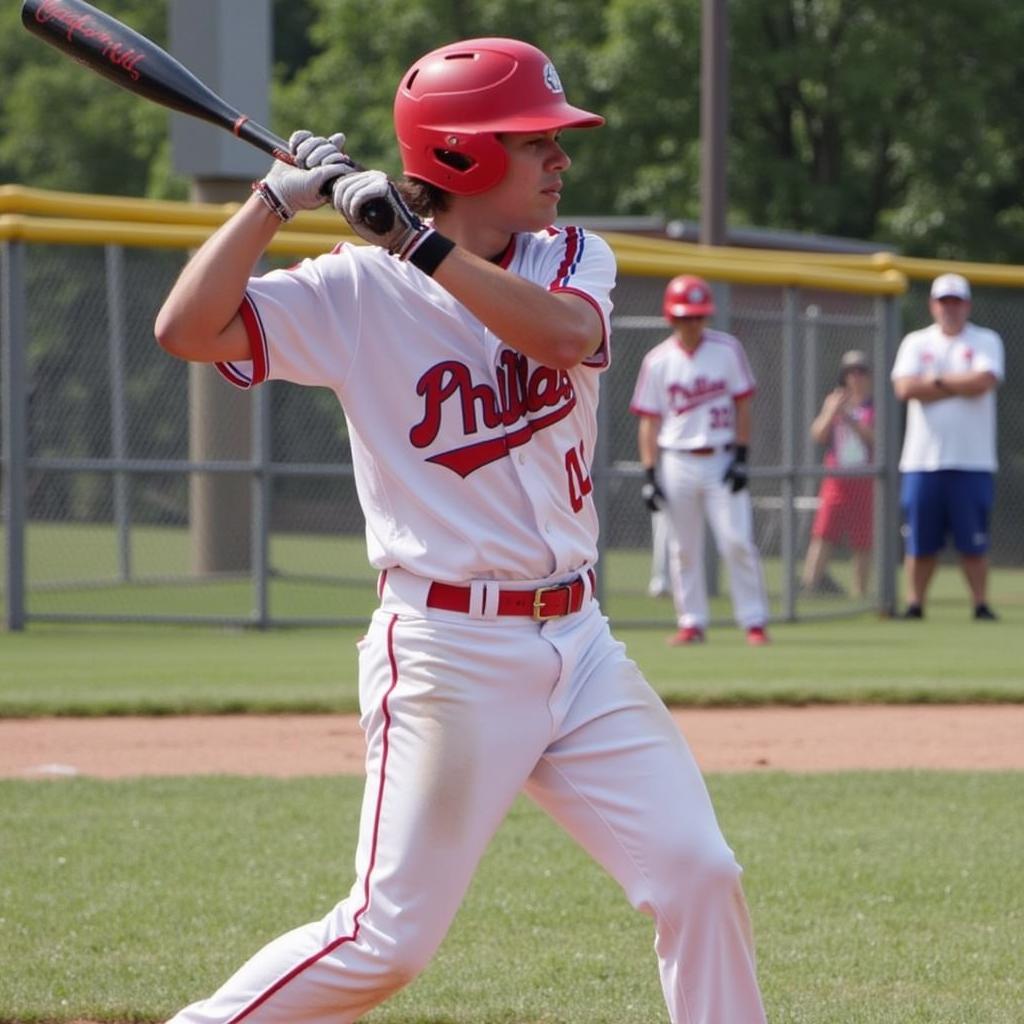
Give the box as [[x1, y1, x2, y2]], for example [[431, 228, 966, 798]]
[[900, 470, 994, 557]]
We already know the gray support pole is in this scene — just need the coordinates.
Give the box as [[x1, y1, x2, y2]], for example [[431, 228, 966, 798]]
[[105, 245, 131, 581], [594, 377, 610, 608], [705, 282, 732, 600], [700, 0, 729, 247], [170, 0, 272, 577], [251, 380, 272, 627], [802, 304, 820, 486], [874, 295, 902, 615], [188, 362, 252, 574], [2, 242, 28, 631], [780, 287, 800, 621]]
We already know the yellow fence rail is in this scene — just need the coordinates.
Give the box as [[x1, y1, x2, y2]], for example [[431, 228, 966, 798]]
[[0, 184, 917, 296]]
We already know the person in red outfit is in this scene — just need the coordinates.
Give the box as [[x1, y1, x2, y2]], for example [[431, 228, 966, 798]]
[[801, 350, 875, 598]]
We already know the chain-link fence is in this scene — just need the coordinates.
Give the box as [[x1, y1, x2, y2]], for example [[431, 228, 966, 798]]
[[2, 203, 1020, 631]]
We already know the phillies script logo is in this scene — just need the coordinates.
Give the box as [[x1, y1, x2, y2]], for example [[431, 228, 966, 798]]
[[668, 376, 729, 414], [410, 350, 576, 478], [36, 0, 146, 81]]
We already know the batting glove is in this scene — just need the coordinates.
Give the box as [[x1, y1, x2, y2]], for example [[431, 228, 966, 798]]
[[722, 445, 750, 493], [254, 130, 352, 222], [641, 466, 666, 512], [332, 170, 455, 276]]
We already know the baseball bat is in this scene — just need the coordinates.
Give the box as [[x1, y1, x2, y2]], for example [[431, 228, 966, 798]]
[[20, 0, 393, 233]]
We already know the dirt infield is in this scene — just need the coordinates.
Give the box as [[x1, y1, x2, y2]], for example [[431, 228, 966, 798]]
[[2, 704, 1023, 779]]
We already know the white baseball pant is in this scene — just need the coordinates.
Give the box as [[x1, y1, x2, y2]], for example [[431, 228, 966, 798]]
[[166, 567, 766, 1024], [659, 448, 769, 630]]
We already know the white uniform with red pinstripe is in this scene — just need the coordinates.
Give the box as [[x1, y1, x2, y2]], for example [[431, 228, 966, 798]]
[[167, 228, 766, 1024], [631, 330, 769, 631]]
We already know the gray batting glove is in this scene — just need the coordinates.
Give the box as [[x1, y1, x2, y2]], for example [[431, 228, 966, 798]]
[[331, 169, 428, 256], [256, 130, 352, 222]]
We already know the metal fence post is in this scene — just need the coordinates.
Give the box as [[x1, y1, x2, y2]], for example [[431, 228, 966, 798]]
[[594, 374, 610, 607], [874, 294, 902, 615], [1, 241, 28, 631], [251, 382, 272, 628], [706, 282, 732, 600], [780, 286, 800, 621], [801, 304, 820, 491], [105, 245, 132, 581]]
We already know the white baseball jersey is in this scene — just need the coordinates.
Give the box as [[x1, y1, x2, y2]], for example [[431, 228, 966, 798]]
[[891, 321, 1004, 471], [215, 226, 613, 582], [629, 328, 756, 449], [169, 224, 767, 1024]]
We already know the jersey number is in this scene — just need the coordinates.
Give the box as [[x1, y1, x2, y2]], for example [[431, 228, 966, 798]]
[[565, 441, 593, 513], [709, 405, 733, 430]]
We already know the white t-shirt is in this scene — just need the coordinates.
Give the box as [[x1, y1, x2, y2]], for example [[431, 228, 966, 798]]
[[629, 328, 756, 450], [891, 321, 1004, 471], [215, 226, 615, 582]]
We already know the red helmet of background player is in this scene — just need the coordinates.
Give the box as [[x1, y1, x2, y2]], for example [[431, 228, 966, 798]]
[[394, 37, 604, 196], [663, 275, 715, 321]]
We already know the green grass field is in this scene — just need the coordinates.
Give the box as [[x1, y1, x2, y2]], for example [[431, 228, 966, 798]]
[[9, 519, 1014, 626], [3, 524, 1023, 1022], [1, 773, 1021, 1023], [1, 571, 1022, 715]]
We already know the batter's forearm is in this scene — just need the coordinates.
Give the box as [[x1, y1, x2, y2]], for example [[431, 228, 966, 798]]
[[433, 247, 603, 369]]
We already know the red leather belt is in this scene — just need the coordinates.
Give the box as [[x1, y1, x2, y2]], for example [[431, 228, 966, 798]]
[[426, 570, 596, 620], [684, 443, 733, 457]]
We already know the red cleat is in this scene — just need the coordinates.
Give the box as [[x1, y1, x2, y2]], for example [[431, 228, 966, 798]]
[[669, 626, 706, 646], [746, 625, 770, 646]]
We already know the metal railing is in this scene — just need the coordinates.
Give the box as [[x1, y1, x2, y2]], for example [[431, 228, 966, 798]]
[[13, 186, 1017, 632]]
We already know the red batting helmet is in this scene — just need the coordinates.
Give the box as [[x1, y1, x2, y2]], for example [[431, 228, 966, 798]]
[[394, 38, 604, 196], [663, 275, 715, 321]]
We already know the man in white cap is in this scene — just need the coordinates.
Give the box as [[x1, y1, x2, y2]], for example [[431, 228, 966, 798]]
[[890, 273, 1004, 620]]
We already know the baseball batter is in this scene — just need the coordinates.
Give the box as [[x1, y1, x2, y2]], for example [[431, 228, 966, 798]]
[[631, 276, 770, 646], [155, 39, 766, 1024]]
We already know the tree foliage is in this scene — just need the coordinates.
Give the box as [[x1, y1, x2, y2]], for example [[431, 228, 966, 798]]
[[4, 0, 1024, 260]]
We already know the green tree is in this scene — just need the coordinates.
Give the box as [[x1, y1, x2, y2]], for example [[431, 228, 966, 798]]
[[0, 1, 179, 197], [5, 0, 1024, 260], [729, 0, 1024, 259]]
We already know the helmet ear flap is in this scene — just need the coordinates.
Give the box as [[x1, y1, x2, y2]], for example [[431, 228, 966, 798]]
[[404, 129, 508, 194]]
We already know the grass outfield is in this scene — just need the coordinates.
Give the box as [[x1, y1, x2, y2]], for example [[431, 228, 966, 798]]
[[3, 533, 1022, 1022], [7, 520, 1022, 626], [1, 568, 1022, 714], [1, 772, 1021, 1023]]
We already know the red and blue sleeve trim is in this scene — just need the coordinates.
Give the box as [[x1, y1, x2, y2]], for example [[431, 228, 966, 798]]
[[548, 226, 584, 289]]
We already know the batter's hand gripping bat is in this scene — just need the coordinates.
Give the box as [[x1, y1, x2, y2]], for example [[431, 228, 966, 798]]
[[21, 0, 393, 233]]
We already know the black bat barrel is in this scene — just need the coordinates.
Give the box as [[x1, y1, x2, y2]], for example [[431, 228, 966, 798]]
[[21, 0, 394, 232], [22, 0, 243, 132]]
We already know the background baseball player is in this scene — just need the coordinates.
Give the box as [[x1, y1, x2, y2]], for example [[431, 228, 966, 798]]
[[631, 275, 770, 646], [154, 39, 766, 1024]]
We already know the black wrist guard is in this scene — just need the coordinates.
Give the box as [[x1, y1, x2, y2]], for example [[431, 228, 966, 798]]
[[405, 229, 455, 277]]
